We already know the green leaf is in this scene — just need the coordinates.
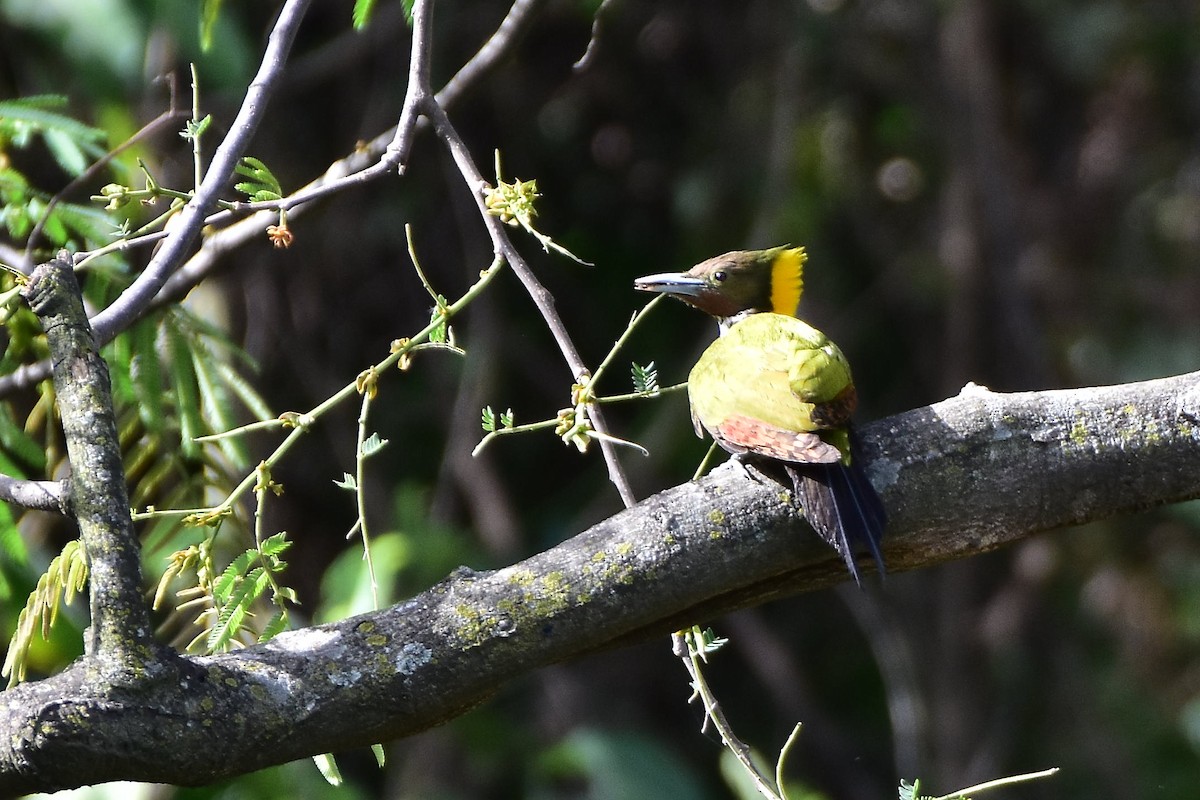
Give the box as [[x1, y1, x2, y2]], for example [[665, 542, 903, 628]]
[[42, 127, 89, 177], [0, 96, 105, 153], [129, 318, 166, 435], [258, 609, 289, 643], [233, 156, 282, 202], [699, 626, 728, 654], [360, 432, 389, 458], [259, 531, 292, 558], [208, 564, 272, 652], [481, 405, 496, 432], [192, 339, 250, 468], [632, 361, 658, 394], [200, 0, 224, 51], [352, 0, 377, 29], [46, 200, 120, 249], [428, 294, 450, 343], [333, 473, 357, 491], [213, 549, 256, 605], [213, 360, 273, 421], [36, 204, 69, 246], [164, 322, 202, 460], [313, 752, 343, 786]]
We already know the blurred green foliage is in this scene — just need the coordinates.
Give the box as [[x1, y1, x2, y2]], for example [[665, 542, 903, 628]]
[[2, 0, 1200, 798]]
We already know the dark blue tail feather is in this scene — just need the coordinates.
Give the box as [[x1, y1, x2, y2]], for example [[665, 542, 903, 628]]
[[787, 438, 887, 585]]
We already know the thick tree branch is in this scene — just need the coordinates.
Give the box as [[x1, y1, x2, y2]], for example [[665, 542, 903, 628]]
[[19, 256, 155, 665], [1, 371, 1196, 793]]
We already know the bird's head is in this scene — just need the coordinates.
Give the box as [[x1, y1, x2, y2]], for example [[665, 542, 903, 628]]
[[634, 246, 806, 324]]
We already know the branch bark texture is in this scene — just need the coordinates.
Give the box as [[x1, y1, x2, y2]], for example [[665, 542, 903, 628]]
[[0, 371, 1197, 792], [19, 255, 155, 665]]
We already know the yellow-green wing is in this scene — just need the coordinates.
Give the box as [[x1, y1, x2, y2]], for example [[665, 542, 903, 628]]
[[687, 313, 855, 463]]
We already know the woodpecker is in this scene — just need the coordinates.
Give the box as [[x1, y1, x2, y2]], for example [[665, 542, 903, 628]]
[[635, 246, 886, 583]]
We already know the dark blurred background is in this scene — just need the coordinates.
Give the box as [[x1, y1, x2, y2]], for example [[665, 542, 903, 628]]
[[2, 1, 1200, 798]]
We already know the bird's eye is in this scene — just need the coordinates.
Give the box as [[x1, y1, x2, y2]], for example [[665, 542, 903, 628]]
[[712, 270, 728, 283]]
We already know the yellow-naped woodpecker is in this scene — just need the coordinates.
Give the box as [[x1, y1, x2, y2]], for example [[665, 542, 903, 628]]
[[635, 246, 886, 583]]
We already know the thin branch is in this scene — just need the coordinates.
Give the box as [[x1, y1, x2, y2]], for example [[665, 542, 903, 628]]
[[0, 0, 543, 399], [86, 0, 312, 346], [425, 98, 637, 506], [384, 0, 437, 169], [675, 627, 782, 798], [0, 475, 68, 514], [438, 0, 545, 110], [22, 105, 189, 265]]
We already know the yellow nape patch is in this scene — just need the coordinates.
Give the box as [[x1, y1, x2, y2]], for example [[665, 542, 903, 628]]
[[769, 246, 806, 316]]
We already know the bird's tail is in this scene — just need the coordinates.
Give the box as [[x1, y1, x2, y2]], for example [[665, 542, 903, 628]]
[[787, 437, 886, 585]]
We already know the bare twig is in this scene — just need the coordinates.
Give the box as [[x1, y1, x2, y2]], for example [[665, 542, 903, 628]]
[[22, 106, 189, 266], [674, 627, 783, 799], [425, 98, 637, 505], [371, 0, 636, 505], [574, 0, 621, 70], [0, 475, 68, 514], [85, 0, 312, 346], [0, 0, 544, 399]]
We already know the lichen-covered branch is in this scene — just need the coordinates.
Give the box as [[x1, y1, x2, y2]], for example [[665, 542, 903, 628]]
[[19, 255, 156, 666], [0, 371, 1196, 793]]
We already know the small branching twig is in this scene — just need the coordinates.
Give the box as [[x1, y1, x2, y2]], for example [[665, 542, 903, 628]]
[[339, 369, 389, 609], [250, 463, 293, 641], [473, 295, 675, 457], [0, 0, 541, 401], [483, 151, 590, 265], [901, 767, 1060, 800], [170, 246, 493, 617], [674, 626, 788, 799], [185, 64, 209, 191]]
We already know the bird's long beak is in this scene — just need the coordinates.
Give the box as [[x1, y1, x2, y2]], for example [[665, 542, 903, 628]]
[[633, 272, 707, 299]]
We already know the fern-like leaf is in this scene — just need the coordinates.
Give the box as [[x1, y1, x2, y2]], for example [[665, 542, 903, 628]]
[[208, 565, 274, 652], [233, 156, 283, 202], [259, 531, 292, 559], [258, 609, 289, 643], [164, 321, 203, 459], [0, 96, 106, 176], [360, 432, 389, 458], [2, 540, 88, 687], [632, 361, 659, 394], [352, 0, 377, 30]]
